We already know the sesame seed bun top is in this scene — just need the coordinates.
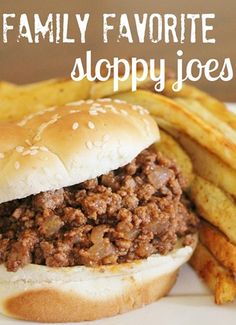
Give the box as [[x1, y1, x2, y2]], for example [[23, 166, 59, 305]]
[[0, 99, 159, 203]]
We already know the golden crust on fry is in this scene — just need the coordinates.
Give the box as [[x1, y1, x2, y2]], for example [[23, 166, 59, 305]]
[[174, 98, 236, 144], [90, 69, 161, 99], [111, 91, 236, 170], [0, 78, 92, 122], [163, 79, 236, 130], [199, 222, 236, 275], [190, 242, 236, 305], [189, 176, 236, 245], [172, 132, 236, 198]]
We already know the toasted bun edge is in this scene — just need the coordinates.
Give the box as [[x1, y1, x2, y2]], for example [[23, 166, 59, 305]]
[[0, 236, 197, 322]]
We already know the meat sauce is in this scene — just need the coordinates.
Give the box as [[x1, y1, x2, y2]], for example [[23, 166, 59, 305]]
[[0, 149, 198, 272]]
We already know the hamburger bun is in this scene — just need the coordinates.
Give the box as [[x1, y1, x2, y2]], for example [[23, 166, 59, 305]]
[[0, 99, 198, 323], [0, 99, 159, 204], [0, 235, 197, 323]]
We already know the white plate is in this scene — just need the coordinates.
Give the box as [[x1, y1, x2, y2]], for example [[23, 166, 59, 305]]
[[1, 103, 236, 324]]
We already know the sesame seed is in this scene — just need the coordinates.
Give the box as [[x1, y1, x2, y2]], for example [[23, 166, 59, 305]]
[[16, 146, 24, 153], [33, 117, 61, 143], [120, 109, 128, 116], [143, 118, 151, 136], [69, 110, 80, 114], [17, 108, 52, 127], [113, 99, 126, 104], [22, 150, 31, 156], [103, 134, 110, 142], [17, 114, 33, 127], [72, 122, 79, 130], [86, 99, 94, 104], [91, 103, 102, 108], [46, 107, 56, 112], [88, 121, 95, 129], [86, 141, 93, 150], [51, 114, 60, 120], [30, 150, 38, 156], [89, 110, 98, 116], [105, 105, 118, 114], [30, 146, 39, 150], [40, 146, 49, 152], [96, 108, 106, 113], [15, 161, 20, 170], [17, 121, 26, 127], [67, 100, 84, 106], [0, 153, 5, 159], [98, 98, 112, 102]]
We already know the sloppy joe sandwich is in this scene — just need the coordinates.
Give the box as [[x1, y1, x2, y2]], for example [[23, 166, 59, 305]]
[[0, 99, 198, 322]]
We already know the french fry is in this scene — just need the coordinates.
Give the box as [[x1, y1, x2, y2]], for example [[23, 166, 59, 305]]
[[154, 129, 194, 187], [172, 132, 236, 198], [163, 79, 236, 130], [1, 79, 59, 94], [0, 81, 16, 95], [90, 69, 160, 99], [199, 222, 236, 275], [111, 90, 236, 170], [189, 176, 236, 245], [0, 78, 92, 122], [189, 242, 236, 304], [174, 98, 236, 144]]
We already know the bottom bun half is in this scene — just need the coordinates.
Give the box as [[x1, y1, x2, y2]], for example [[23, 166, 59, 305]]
[[0, 235, 197, 323]]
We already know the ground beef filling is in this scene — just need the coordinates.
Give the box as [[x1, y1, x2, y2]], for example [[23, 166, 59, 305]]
[[0, 149, 198, 272]]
